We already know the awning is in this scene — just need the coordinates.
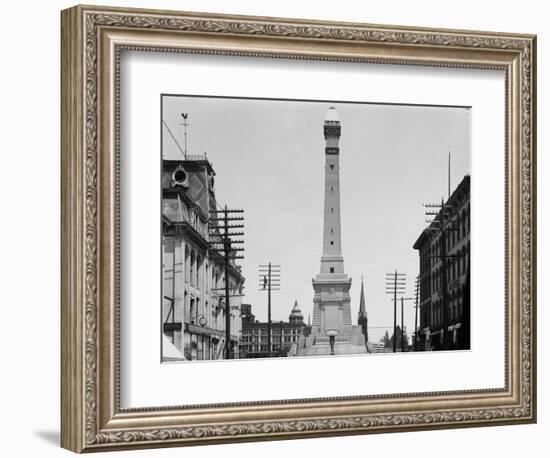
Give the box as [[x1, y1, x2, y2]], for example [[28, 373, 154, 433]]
[[162, 334, 186, 361], [186, 323, 224, 337]]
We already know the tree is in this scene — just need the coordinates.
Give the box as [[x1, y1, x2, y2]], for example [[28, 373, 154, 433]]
[[380, 327, 410, 350], [380, 330, 392, 348], [390, 326, 410, 350]]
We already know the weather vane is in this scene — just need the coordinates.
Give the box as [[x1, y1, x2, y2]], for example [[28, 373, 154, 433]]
[[180, 113, 190, 158]]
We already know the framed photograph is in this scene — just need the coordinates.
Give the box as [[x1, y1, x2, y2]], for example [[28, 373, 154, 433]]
[[61, 4, 537, 452]]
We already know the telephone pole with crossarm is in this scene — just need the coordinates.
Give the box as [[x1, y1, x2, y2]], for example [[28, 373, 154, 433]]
[[209, 206, 244, 359], [424, 199, 462, 350], [259, 263, 280, 357], [385, 270, 406, 352]]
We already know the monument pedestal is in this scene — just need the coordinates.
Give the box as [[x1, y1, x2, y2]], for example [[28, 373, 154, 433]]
[[311, 274, 352, 338]]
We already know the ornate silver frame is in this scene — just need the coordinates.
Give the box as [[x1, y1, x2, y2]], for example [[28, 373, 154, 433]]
[[61, 4, 537, 452]]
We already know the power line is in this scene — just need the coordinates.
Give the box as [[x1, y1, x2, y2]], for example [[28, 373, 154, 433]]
[[423, 199, 462, 350], [385, 270, 406, 353], [208, 206, 245, 359], [259, 262, 281, 357]]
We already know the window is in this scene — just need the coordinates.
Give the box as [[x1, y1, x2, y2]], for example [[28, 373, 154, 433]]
[[190, 252, 195, 286], [196, 299, 200, 323], [330, 241, 334, 245], [185, 246, 190, 283], [330, 267, 335, 273], [196, 255, 201, 288], [190, 299, 195, 324], [330, 164, 334, 171]]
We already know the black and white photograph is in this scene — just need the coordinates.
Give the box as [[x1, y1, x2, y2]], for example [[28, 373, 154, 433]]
[[1, 0, 541, 454], [161, 95, 471, 362]]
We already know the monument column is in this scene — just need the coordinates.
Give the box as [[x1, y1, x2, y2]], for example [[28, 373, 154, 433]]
[[312, 107, 352, 337]]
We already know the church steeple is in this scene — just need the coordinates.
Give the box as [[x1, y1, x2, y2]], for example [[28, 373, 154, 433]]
[[358, 276, 367, 324], [358, 276, 368, 347]]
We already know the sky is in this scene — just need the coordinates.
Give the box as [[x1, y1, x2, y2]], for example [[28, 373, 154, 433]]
[[162, 95, 471, 342]]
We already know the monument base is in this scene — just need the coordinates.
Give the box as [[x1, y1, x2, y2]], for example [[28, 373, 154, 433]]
[[311, 275, 352, 337]]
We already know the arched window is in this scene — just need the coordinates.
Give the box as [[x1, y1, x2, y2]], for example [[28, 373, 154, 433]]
[[190, 252, 195, 286], [185, 246, 190, 283], [196, 254, 201, 288], [453, 258, 459, 280], [455, 294, 459, 320], [452, 228, 455, 248]]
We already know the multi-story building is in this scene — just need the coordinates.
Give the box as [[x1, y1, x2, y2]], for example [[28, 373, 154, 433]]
[[240, 301, 306, 358], [161, 156, 245, 361], [413, 175, 470, 351]]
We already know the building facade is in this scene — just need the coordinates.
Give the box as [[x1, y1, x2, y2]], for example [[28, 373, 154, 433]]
[[413, 175, 470, 351], [240, 301, 307, 358], [311, 107, 353, 338], [161, 156, 245, 361]]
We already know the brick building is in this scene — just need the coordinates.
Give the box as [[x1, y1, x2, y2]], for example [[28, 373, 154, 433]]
[[240, 301, 308, 358], [413, 175, 470, 351]]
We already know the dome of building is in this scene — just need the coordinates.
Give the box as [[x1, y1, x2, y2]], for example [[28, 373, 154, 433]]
[[289, 300, 304, 324], [325, 106, 340, 123]]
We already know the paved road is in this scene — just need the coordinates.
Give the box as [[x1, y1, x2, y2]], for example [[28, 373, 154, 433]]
[[296, 342, 368, 357]]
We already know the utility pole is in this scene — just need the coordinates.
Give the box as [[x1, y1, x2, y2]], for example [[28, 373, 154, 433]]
[[209, 206, 244, 359], [448, 150, 451, 199], [385, 271, 406, 352], [424, 199, 461, 350], [259, 263, 280, 357], [399, 297, 414, 352], [414, 275, 420, 351]]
